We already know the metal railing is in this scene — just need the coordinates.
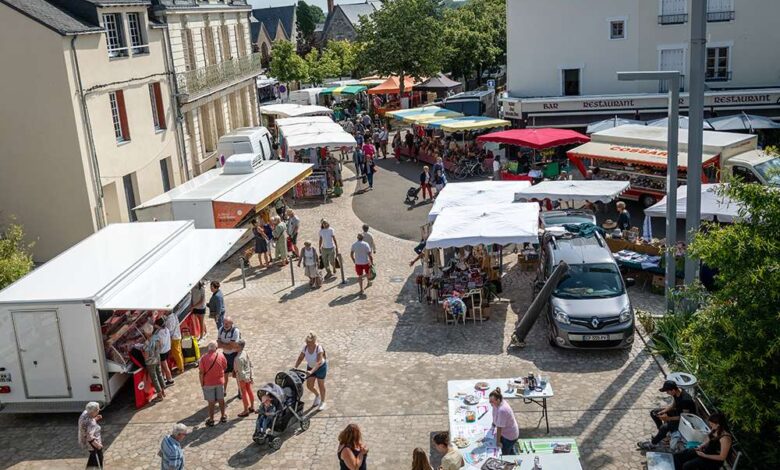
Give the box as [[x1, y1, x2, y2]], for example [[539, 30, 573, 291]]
[[658, 13, 688, 25], [705, 70, 732, 82], [707, 10, 735, 22], [176, 53, 262, 97]]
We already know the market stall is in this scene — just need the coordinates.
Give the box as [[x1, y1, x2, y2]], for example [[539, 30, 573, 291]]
[[134, 159, 312, 257], [447, 378, 581, 469], [413, 73, 462, 98], [368, 75, 420, 114], [0, 221, 243, 412], [428, 181, 532, 222], [386, 106, 463, 125], [427, 203, 540, 249], [320, 85, 368, 120], [477, 128, 590, 181]]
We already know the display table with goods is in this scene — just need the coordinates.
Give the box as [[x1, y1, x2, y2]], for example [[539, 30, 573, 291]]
[[448, 378, 578, 470]]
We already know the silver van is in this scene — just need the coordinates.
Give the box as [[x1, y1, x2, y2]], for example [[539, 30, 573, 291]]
[[541, 232, 635, 349]]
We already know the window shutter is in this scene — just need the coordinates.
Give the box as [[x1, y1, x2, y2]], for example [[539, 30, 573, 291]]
[[116, 90, 130, 140], [153, 82, 166, 129]]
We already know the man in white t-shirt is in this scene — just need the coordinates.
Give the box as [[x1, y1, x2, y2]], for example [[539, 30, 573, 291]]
[[318, 219, 339, 278], [350, 233, 374, 296]]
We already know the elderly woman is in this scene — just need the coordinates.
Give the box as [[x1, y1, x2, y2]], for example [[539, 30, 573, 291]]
[[144, 322, 166, 402], [271, 216, 289, 266], [78, 402, 103, 469], [294, 332, 328, 411]]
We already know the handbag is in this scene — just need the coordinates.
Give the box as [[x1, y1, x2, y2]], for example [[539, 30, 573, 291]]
[[369, 264, 377, 281], [318, 256, 325, 270], [334, 255, 341, 270], [361, 175, 368, 184]]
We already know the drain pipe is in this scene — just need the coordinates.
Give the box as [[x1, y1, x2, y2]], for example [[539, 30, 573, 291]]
[[162, 25, 191, 181], [70, 35, 106, 229]]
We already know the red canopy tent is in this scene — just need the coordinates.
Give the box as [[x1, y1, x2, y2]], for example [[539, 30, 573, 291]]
[[477, 128, 590, 150]]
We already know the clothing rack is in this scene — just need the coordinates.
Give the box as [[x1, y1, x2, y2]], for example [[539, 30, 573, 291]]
[[294, 173, 328, 202]]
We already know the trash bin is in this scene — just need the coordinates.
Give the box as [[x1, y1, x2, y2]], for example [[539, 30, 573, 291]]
[[668, 371, 697, 398]]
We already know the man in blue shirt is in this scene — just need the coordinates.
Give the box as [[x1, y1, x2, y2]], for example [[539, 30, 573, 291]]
[[207, 281, 225, 331], [160, 423, 189, 470]]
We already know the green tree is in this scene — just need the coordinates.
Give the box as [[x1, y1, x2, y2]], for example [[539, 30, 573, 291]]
[[296, 1, 315, 40], [324, 40, 357, 78], [442, 0, 505, 84], [356, 0, 445, 96], [269, 39, 308, 86], [674, 181, 780, 465], [305, 48, 340, 85], [0, 221, 34, 290]]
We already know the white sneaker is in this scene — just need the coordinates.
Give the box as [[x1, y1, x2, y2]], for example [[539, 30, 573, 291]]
[[312, 396, 321, 407], [318, 401, 327, 411]]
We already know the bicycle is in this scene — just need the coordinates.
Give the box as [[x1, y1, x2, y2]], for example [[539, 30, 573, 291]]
[[453, 158, 486, 180]]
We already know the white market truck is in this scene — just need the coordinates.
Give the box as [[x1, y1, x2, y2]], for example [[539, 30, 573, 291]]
[[0, 221, 242, 413], [568, 125, 779, 206]]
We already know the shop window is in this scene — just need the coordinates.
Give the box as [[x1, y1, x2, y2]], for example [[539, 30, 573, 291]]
[[149, 82, 167, 130], [127, 13, 149, 55], [103, 13, 128, 58], [610, 20, 625, 40], [562, 69, 580, 96], [706, 47, 731, 81], [109, 90, 130, 143]]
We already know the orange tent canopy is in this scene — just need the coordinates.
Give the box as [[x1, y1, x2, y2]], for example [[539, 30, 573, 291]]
[[367, 75, 417, 95]]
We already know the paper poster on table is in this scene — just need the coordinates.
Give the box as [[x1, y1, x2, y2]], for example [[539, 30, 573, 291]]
[[212, 201, 255, 228]]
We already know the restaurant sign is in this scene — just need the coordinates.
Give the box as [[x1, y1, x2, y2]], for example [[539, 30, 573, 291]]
[[502, 88, 780, 115]]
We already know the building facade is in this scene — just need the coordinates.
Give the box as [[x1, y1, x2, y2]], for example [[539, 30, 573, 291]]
[[0, 0, 184, 261], [249, 4, 297, 67], [503, 0, 780, 128], [150, 0, 261, 175], [321, 0, 380, 43]]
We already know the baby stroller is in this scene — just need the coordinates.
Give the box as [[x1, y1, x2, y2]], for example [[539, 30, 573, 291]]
[[405, 186, 421, 204], [253, 369, 310, 450]]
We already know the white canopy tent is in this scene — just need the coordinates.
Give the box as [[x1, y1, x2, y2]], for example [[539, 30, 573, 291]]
[[427, 181, 532, 222], [285, 131, 357, 151], [279, 121, 345, 137], [259, 103, 332, 118], [426, 203, 540, 249], [514, 180, 630, 203], [644, 184, 743, 223], [586, 117, 645, 134], [275, 116, 334, 127]]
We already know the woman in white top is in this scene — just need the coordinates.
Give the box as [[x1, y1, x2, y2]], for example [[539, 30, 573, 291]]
[[192, 281, 208, 340], [297, 240, 321, 288], [294, 332, 327, 411]]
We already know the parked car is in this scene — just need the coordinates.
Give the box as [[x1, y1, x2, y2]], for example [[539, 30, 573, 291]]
[[541, 231, 635, 349]]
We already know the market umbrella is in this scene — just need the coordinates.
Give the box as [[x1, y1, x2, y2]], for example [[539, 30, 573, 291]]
[[586, 116, 645, 134], [707, 112, 780, 132], [413, 73, 462, 93], [386, 106, 462, 124], [477, 128, 590, 150], [367, 75, 417, 95], [647, 116, 714, 130], [425, 116, 511, 132]]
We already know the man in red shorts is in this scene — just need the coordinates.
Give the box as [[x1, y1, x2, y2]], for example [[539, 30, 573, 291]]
[[350, 233, 374, 296]]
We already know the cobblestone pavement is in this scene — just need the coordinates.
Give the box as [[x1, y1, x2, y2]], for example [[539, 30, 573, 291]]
[[0, 168, 669, 470]]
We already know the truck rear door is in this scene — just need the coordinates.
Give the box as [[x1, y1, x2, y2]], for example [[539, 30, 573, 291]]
[[12, 310, 71, 398]]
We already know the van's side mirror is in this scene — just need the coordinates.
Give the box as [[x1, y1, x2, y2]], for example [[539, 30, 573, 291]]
[[625, 277, 636, 287]]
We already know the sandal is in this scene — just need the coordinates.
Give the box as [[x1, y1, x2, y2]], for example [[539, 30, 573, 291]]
[[248, 407, 255, 413], [237, 411, 250, 418], [205, 419, 215, 427], [220, 415, 228, 423]]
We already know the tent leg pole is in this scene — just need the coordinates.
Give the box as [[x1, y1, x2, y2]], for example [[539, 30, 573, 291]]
[[240, 257, 247, 289]]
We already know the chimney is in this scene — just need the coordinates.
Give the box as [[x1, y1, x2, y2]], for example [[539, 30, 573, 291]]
[[327, 0, 334, 14]]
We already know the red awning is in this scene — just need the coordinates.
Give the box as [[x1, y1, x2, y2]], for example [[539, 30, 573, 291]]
[[477, 128, 590, 150]]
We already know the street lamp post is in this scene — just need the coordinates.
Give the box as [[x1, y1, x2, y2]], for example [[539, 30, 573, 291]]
[[618, 71, 681, 311]]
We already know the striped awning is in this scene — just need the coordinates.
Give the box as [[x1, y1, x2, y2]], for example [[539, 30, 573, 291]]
[[385, 106, 463, 124], [425, 116, 511, 132]]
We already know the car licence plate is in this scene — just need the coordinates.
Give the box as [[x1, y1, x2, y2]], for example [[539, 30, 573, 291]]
[[583, 335, 609, 341], [0, 372, 11, 382]]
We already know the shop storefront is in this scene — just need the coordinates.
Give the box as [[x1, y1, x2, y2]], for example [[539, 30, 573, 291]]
[[501, 88, 780, 129]]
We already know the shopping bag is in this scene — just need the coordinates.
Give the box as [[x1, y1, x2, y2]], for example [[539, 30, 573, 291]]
[[318, 256, 325, 270], [361, 175, 368, 184], [369, 264, 377, 281], [334, 255, 341, 270]]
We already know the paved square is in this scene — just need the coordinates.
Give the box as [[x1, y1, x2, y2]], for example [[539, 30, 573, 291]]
[[0, 171, 668, 469]]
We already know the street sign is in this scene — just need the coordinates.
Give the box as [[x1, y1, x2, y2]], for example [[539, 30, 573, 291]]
[[487, 79, 496, 89]]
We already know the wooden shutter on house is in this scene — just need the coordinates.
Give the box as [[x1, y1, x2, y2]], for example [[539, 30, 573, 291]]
[[153, 82, 166, 129], [116, 90, 130, 140]]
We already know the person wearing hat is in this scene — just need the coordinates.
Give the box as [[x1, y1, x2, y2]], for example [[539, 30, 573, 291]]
[[160, 422, 190, 470], [637, 379, 696, 450], [602, 219, 618, 231]]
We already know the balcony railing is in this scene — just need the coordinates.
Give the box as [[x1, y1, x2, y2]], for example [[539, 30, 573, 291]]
[[706, 71, 732, 82], [707, 10, 735, 22], [658, 13, 688, 25], [176, 53, 262, 98]]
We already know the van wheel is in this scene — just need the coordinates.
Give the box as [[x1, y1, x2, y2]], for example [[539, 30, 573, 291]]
[[641, 194, 657, 208]]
